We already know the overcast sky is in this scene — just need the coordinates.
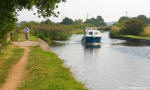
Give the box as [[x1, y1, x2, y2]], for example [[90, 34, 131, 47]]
[[17, 0, 150, 23]]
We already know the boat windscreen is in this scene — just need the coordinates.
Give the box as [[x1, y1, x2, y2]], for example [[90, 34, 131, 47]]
[[89, 32, 93, 35], [94, 32, 99, 35]]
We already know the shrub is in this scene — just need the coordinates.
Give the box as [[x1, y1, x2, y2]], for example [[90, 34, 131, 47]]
[[120, 18, 145, 35], [109, 26, 121, 36], [140, 30, 150, 37], [98, 26, 111, 31]]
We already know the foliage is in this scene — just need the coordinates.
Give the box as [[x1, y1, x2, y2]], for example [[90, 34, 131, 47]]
[[19, 46, 86, 90], [109, 26, 121, 36], [140, 30, 150, 37], [60, 17, 74, 25], [116, 16, 130, 26], [120, 18, 145, 35], [98, 26, 111, 31], [110, 15, 150, 38], [84, 16, 106, 26], [0, 0, 65, 47], [118, 16, 130, 23], [74, 19, 83, 25], [41, 19, 54, 25], [137, 15, 148, 24], [31, 24, 72, 41], [140, 25, 150, 37], [20, 22, 93, 42]]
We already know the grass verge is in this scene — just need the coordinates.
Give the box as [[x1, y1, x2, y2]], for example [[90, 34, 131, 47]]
[[16, 34, 39, 42], [121, 35, 150, 40], [19, 46, 86, 90], [0, 45, 24, 87]]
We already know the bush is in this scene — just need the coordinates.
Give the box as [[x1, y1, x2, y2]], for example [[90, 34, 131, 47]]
[[140, 30, 150, 37], [109, 26, 121, 36], [98, 26, 111, 31], [19, 22, 94, 43], [120, 18, 145, 35]]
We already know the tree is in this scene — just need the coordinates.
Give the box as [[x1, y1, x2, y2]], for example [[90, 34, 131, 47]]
[[60, 17, 74, 25], [74, 19, 83, 25], [84, 16, 106, 26], [41, 19, 54, 25], [120, 18, 145, 35], [96, 16, 106, 26], [137, 15, 148, 24], [118, 16, 130, 23], [0, 0, 65, 46], [116, 16, 130, 26]]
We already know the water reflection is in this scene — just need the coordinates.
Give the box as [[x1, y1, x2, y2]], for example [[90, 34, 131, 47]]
[[82, 44, 101, 48], [83, 46, 101, 65]]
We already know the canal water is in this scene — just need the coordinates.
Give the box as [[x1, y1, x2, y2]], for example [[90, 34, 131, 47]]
[[51, 32, 150, 90]]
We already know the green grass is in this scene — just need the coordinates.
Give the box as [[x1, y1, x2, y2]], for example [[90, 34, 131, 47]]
[[19, 46, 86, 90], [16, 34, 39, 42], [121, 35, 150, 40], [0, 45, 24, 88]]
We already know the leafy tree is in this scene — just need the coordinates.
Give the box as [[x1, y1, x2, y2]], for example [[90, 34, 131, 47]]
[[84, 16, 106, 26], [137, 15, 148, 24], [0, 0, 65, 47], [115, 16, 130, 26], [96, 16, 106, 26], [120, 18, 145, 35], [118, 16, 130, 23], [85, 18, 96, 25], [41, 19, 54, 25], [74, 19, 83, 25], [60, 17, 74, 25]]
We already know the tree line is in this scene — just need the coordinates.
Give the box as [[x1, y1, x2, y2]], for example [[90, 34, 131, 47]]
[[111, 15, 150, 36], [41, 16, 106, 26]]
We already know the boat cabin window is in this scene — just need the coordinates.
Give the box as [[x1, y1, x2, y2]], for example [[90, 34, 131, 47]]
[[94, 32, 98, 35], [89, 32, 93, 35]]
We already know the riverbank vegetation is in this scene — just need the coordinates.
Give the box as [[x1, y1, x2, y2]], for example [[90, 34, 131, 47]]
[[18, 21, 93, 44], [110, 15, 150, 39], [19, 46, 86, 90], [0, 45, 24, 87], [14, 15, 106, 44]]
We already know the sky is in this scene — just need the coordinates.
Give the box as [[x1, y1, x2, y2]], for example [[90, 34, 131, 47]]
[[17, 0, 150, 23]]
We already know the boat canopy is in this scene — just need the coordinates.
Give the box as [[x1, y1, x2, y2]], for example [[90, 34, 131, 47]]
[[85, 30, 101, 37], [85, 27, 97, 32]]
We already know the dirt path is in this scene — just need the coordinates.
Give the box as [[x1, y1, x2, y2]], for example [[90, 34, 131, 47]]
[[1, 47, 30, 90], [12, 39, 50, 51], [1, 40, 50, 90]]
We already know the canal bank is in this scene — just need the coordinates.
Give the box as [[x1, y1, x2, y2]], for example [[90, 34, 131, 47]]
[[110, 35, 150, 45], [16, 42, 86, 90], [0, 37, 86, 90]]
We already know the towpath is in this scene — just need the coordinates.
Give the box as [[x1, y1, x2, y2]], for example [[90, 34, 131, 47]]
[[1, 39, 50, 90]]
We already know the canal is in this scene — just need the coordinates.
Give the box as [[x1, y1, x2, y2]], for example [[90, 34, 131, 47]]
[[51, 32, 150, 90]]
